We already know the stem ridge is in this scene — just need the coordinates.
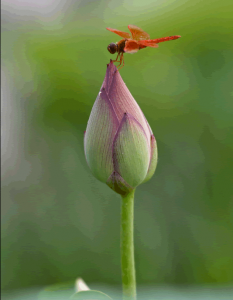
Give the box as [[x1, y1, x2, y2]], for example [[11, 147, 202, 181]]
[[121, 189, 136, 300]]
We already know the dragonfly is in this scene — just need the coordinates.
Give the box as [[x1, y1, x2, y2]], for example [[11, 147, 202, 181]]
[[107, 24, 181, 69]]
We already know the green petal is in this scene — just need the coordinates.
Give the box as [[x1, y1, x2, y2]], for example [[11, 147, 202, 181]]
[[84, 88, 119, 182], [107, 67, 151, 142], [143, 135, 158, 183], [106, 171, 134, 196], [113, 113, 150, 188]]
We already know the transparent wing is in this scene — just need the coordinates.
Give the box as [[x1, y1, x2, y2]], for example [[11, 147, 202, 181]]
[[128, 25, 150, 41], [124, 40, 140, 53], [138, 40, 159, 48], [106, 27, 131, 39]]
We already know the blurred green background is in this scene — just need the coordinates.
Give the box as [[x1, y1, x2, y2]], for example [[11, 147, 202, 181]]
[[2, 0, 233, 295]]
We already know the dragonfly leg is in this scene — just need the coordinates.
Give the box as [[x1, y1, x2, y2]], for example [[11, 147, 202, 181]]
[[112, 53, 120, 63], [117, 53, 125, 70]]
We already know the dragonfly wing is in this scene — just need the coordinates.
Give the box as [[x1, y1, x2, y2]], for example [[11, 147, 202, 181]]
[[124, 40, 140, 53], [128, 25, 150, 41], [106, 27, 131, 39], [138, 40, 159, 48]]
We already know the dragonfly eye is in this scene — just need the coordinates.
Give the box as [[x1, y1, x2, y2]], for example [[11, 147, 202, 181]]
[[107, 43, 117, 54]]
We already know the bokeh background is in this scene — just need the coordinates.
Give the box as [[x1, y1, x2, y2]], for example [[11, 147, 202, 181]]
[[2, 0, 233, 298]]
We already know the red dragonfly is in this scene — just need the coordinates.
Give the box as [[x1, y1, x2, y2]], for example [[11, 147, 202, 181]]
[[107, 24, 181, 69]]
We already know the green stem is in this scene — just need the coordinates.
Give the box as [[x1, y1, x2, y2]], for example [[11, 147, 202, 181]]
[[121, 189, 136, 300]]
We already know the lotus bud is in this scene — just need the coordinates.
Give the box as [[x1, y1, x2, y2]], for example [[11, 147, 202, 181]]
[[84, 61, 157, 195]]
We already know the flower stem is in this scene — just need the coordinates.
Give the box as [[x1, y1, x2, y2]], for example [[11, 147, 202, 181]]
[[121, 189, 136, 300]]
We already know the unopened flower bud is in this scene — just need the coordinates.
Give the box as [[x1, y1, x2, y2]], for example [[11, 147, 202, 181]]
[[84, 61, 157, 195]]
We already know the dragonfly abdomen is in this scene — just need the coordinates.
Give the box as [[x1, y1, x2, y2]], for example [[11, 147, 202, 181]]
[[150, 35, 181, 43]]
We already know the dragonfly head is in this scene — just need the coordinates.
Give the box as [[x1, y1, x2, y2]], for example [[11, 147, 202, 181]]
[[107, 43, 117, 54]]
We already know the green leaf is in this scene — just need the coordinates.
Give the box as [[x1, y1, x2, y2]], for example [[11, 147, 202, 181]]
[[38, 281, 74, 300], [70, 290, 113, 300]]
